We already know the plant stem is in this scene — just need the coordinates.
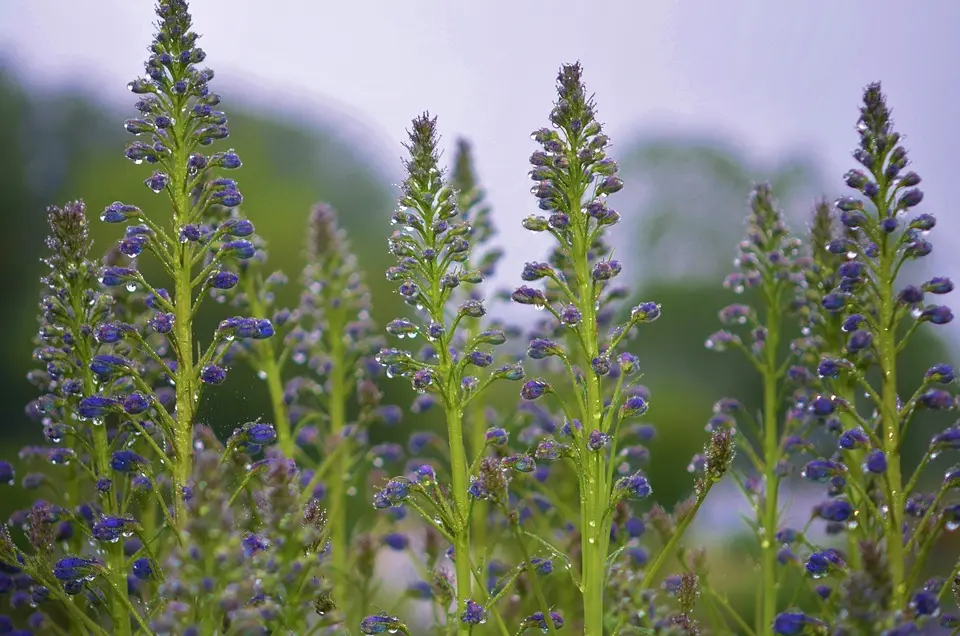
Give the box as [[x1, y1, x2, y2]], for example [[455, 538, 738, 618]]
[[510, 521, 559, 636], [576, 256, 607, 636], [73, 299, 130, 636], [445, 400, 472, 635], [468, 403, 488, 567], [244, 275, 293, 457], [326, 309, 354, 625], [172, 234, 196, 529], [170, 109, 197, 531], [760, 304, 781, 636], [877, 224, 906, 610], [93, 421, 132, 636], [639, 487, 711, 589]]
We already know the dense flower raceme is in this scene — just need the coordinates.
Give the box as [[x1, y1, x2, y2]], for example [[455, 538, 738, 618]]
[[711, 83, 960, 636], [0, 2, 286, 634], [510, 62, 733, 635], [227, 201, 395, 628], [1, 2, 957, 633], [703, 182, 809, 634], [112, 0, 277, 516], [372, 113, 565, 634]]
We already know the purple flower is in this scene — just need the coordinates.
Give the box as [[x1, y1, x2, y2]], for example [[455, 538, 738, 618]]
[[485, 428, 508, 446], [926, 364, 956, 384], [801, 460, 845, 483], [144, 171, 169, 192], [523, 611, 564, 631], [511, 285, 547, 306], [210, 271, 239, 289], [920, 305, 953, 325], [521, 379, 551, 400], [360, 614, 404, 635], [382, 533, 409, 551], [53, 557, 102, 582], [122, 392, 151, 415], [92, 517, 138, 543], [616, 472, 652, 499], [100, 202, 140, 223], [200, 364, 227, 385], [243, 423, 277, 445], [221, 240, 255, 259], [78, 395, 119, 419], [110, 451, 146, 473], [864, 450, 887, 474], [774, 612, 826, 635], [924, 277, 954, 294], [630, 302, 661, 323], [241, 532, 268, 557], [815, 500, 853, 523], [461, 600, 485, 625], [0, 461, 15, 485], [619, 396, 648, 419], [527, 338, 563, 360], [805, 549, 845, 577], [131, 558, 153, 580]]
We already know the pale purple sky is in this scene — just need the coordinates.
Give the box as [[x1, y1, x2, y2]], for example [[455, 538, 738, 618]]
[[2, 0, 959, 344]]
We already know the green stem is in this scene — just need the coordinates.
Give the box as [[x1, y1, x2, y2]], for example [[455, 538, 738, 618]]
[[639, 486, 712, 589], [576, 264, 607, 636], [445, 400, 472, 636], [172, 238, 196, 529], [510, 521, 559, 636], [835, 381, 865, 572], [878, 216, 907, 610], [169, 108, 197, 531], [468, 404, 488, 568], [244, 274, 293, 457], [93, 424, 132, 636], [74, 319, 130, 636], [326, 309, 354, 625], [759, 304, 781, 636]]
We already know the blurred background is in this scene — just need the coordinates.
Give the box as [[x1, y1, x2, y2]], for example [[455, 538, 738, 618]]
[[1, 0, 959, 619]]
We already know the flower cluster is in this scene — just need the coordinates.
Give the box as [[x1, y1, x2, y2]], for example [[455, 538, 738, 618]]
[[1, 3, 956, 634], [507, 63, 732, 635], [0, 2, 283, 633], [709, 82, 959, 635], [372, 112, 534, 633]]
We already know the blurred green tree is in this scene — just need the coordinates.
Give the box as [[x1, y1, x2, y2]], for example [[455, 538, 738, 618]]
[[620, 135, 825, 282]]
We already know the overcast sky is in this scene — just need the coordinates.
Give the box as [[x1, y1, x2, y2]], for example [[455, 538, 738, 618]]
[[3, 0, 959, 342]]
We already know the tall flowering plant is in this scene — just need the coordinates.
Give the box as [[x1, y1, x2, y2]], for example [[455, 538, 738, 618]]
[[370, 113, 525, 634], [0, 2, 313, 633], [513, 63, 732, 635], [710, 83, 960, 636], [1, 3, 957, 633], [231, 201, 392, 628]]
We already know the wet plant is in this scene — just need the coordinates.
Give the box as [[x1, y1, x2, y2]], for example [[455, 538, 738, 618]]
[[0, 2, 956, 635], [708, 83, 960, 636]]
